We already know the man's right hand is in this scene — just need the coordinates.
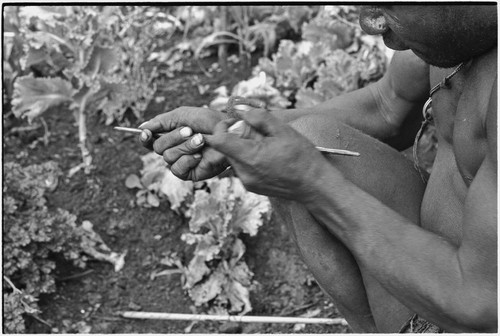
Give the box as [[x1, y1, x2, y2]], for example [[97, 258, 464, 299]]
[[139, 106, 230, 181]]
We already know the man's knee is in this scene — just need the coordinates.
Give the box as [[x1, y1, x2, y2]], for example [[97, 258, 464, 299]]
[[289, 114, 346, 149]]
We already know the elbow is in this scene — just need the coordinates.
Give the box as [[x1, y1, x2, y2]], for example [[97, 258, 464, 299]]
[[461, 299, 497, 332], [444, 287, 497, 332], [367, 83, 402, 135]]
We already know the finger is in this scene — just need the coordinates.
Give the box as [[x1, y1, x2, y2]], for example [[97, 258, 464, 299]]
[[204, 132, 255, 162], [238, 108, 286, 136], [151, 126, 193, 154], [194, 147, 232, 179], [161, 133, 205, 165], [170, 153, 203, 181], [213, 118, 236, 133], [138, 107, 185, 133], [139, 129, 154, 150], [139, 107, 223, 134], [212, 117, 264, 141], [138, 117, 170, 133]]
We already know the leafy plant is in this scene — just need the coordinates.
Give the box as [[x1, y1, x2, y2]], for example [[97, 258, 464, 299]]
[[181, 178, 271, 314], [3, 160, 126, 331], [3, 277, 40, 334], [255, 6, 388, 108], [3, 6, 25, 104], [125, 152, 197, 211], [10, 6, 159, 173], [189, 6, 313, 75], [127, 153, 271, 314]]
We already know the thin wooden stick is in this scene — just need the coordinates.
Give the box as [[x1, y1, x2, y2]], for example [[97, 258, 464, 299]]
[[117, 311, 348, 325], [316, 146, 360, 156], [114, 127, 360, 157]]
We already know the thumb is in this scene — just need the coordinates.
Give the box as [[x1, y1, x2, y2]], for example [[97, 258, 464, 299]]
[[204, 133, 255, 161], [138, 118, 164, 132], [238, 108, 285, 136]]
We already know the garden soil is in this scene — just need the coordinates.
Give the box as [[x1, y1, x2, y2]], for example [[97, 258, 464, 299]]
[[3, 55, 350, 334]]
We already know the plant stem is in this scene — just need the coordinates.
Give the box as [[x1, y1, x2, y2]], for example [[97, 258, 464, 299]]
[[3, 276, 22, 294], [30, 314, 53, 328], [218, 6, 228, 72], [57, 269, 95, 282], [78, 95, 92, 171]]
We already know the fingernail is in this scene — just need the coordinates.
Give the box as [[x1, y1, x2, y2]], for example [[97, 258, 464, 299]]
[[139, 121, 148, 128], [228, 120, 245, 136], [194, 153, 202, 159], [140, 131, 149, 141], [180, 126, 193, 137], [191, 133, 203, 146]]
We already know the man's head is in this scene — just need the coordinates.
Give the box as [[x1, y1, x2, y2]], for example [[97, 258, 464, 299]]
[[359, 5, 497, 67]]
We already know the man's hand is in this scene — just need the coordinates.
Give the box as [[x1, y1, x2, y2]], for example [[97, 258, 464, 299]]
[[139, 106, 230, 181], [204, 109, 331, 201]]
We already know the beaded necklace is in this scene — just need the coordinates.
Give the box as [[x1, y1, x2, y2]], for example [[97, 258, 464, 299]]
[[413, 62, 466, 182]]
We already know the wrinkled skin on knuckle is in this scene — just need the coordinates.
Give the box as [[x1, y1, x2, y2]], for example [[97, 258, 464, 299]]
[[189, 171, 201, 182], [170, 164, 189, 181], [157, 107, 182, 130], [162, 150, 176, 165], [152, 140, 163, 155]]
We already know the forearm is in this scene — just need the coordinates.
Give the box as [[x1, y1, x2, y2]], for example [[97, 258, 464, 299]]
[[303, 164, 495, 332], [271, 84, 383, 129], [271, 82, 423, 150], [271, 51, 429, 149]]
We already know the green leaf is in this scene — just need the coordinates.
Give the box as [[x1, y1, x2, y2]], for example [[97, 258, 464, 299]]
[[24, 47, 50, 69], [159, 169, 194, 212], [302, 19, 354, 51], [125, 174, 142, 189], [184, 253, 212, 288], [295, 87, 325, 108], [224, 278, 252, 314], [188, 271, 225, 306], [12, 75, 74, 122], [229, 178, 271, 236], [146, 192, 160, 207], [19, 6, 67, 22], [83, 45, 120, 76]]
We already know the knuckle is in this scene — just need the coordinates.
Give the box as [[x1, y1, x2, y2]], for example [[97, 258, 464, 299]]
[[170, 165, 188, 180], [152, 140, 162, 154], [162, 150, 176, 165]]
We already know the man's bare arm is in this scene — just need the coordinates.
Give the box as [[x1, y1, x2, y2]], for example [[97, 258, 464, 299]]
[[271, 50, 430, 149], [302, 80, 497, 332]]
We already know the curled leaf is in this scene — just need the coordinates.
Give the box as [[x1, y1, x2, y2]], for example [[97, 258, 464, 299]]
[[159, 169, 194, 212], [146, 192, 160, 207], [125, 174, 142, 189], [12, 75, 74, 123]]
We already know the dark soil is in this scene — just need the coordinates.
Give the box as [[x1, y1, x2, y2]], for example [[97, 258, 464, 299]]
[[3, 53, 350, 333]]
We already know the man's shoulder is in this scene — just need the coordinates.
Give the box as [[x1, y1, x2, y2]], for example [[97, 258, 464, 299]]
[[461, 47, 497, 119]]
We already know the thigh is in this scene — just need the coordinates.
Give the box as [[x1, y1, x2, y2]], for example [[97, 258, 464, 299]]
[[287, 114, 426, 332]]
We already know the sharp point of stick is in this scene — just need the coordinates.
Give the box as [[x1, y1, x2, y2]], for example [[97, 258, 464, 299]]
[[114, 126, 143, 134], [316, 146, 360, 156]]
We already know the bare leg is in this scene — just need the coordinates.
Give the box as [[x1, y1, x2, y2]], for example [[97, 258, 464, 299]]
[[273, 114, 427, 332]]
